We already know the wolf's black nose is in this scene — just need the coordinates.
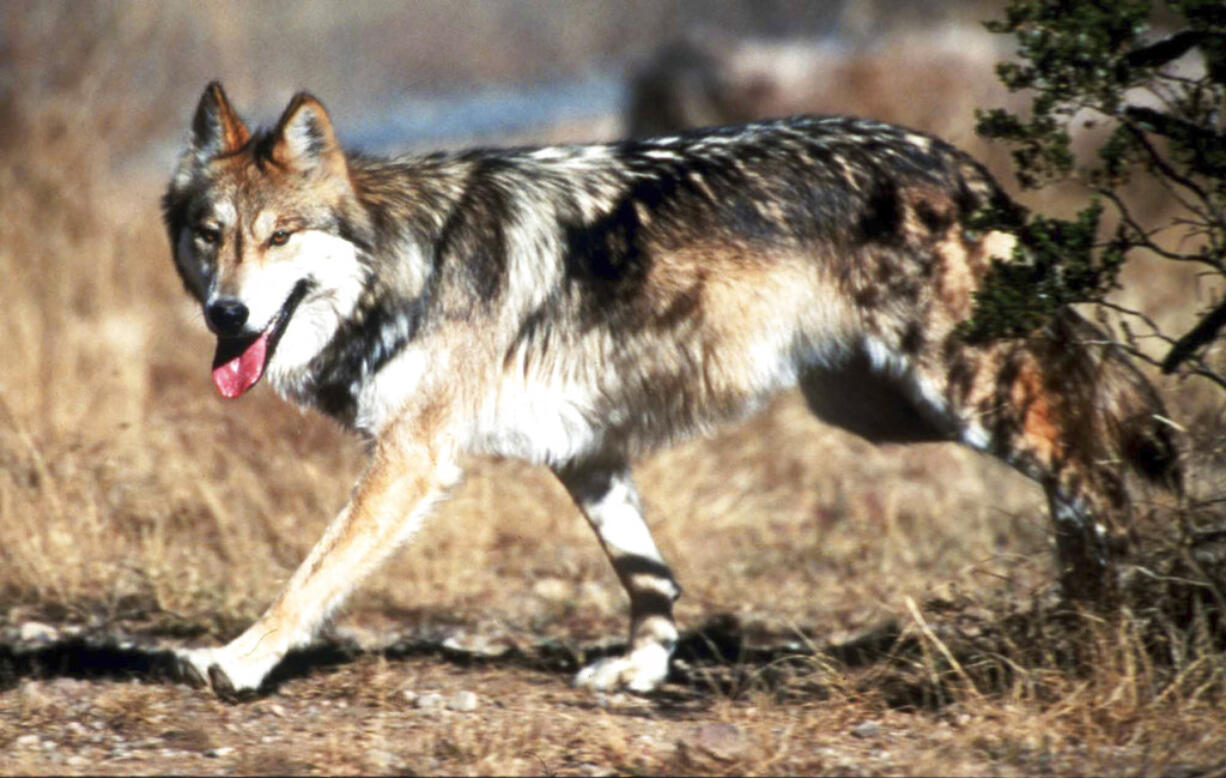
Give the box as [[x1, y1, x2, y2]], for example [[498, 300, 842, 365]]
[[206, 298, 249, 336]]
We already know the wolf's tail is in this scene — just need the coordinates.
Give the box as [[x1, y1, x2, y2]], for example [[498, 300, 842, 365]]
[[1054, 310, 1183, 496]]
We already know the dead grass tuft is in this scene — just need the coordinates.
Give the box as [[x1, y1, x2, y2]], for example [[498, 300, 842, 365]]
[[1, 3, 1223, 775]]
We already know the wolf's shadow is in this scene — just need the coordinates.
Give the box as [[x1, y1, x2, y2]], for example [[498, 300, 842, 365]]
[[0, 615, 905, 704]]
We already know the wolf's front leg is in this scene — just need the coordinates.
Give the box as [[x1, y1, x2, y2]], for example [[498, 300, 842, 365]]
[[177, 432, 459, 700], [556, 461, 682, 694]]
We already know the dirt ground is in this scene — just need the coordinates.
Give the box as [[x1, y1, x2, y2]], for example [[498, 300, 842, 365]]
[[4, 596, 1226, 776], [3, 2, 1225, 776]]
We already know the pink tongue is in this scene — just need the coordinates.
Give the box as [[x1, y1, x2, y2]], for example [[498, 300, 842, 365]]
[[211, 331, 270, 399]]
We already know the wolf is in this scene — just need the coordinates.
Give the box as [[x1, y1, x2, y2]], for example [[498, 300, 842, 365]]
[[162, 82, 1179, 700]]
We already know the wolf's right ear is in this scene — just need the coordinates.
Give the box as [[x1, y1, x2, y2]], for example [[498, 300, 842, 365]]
[[191, 81, 250, 157]]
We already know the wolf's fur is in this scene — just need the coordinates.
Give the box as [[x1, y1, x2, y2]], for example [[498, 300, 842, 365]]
[[163, 83, 1179, 698]]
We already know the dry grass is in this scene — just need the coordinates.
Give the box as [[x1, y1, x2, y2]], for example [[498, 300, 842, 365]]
[[1, 2, 1224, 775]]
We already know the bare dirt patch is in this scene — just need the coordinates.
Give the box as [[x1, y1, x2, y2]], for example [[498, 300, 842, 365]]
[[3, 592, 1226, 775], [3, 3, 1225, 775]]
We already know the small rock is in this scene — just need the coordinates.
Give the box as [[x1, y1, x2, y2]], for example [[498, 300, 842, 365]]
[[592, 692, 631, 709], [267, 703, 286, 718], [412, 692, 445, 710], [160, 727, 213, 752], [66, 755, 88, 767], [15, 734, 40, 748], [20, 621, 58, 643], [447, 691, 479, 712], [442, 631, 510, 658], [851, 720, 882, 739], [204, 746, 235, 758], [41, 740, 57, 751], [686, 722, 749, 761]]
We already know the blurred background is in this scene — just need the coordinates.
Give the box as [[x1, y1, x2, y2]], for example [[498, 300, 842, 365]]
[[2, 0, 1015, 165], [5, 5, 1226, 772], [0, 0, 1207, 645]]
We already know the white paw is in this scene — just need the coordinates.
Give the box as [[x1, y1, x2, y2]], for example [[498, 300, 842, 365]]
[[574, 644, 670, 693], [173, 647, 213, 688], [174, 645, 277, 701]]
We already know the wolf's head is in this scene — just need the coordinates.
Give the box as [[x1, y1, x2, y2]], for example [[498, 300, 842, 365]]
[[162, 83, 370, 399]]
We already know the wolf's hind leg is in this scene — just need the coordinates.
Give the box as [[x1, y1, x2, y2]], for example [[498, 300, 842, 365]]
[[556, 460, 681, 693]]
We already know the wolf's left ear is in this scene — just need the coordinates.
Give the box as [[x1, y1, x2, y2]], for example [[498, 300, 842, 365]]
[[270, 92, 346, 174]]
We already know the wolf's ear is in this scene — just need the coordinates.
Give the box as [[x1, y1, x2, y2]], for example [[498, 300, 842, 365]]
[[270, 92, 346, 174], [191, 81, 250, 156]]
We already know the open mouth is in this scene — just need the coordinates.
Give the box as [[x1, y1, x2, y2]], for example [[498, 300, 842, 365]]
[[210, 280, 311, 399]]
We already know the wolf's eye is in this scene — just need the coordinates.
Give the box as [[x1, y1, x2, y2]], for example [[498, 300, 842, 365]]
[[269, 230, 292, 247], [196, 227, 220, 246]]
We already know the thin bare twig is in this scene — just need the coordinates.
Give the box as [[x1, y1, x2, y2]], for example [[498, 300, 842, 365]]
[[904, 596, 982, 700]]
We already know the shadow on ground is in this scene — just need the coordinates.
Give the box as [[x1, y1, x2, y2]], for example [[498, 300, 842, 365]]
[[0, 614, 910, 705], [4, 556, 1223, 714]]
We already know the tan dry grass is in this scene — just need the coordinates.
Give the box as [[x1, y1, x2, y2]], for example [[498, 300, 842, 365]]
[[1, 2, 1224, 775]]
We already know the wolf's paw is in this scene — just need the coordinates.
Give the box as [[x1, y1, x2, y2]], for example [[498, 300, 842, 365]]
[[173, 647, 267, 702], [574, 644, 670, 694], [173, 648, 211, 689]]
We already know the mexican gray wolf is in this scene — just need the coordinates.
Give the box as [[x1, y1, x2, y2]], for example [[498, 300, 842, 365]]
[[162, 82, 1180, 700]]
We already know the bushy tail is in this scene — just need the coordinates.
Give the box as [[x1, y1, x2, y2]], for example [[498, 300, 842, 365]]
[[1055, 310, 1183, 496]]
